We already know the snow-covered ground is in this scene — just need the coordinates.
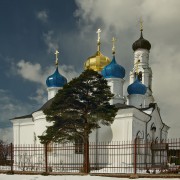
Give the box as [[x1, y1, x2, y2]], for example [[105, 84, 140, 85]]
[[0, 174, 179, 180]]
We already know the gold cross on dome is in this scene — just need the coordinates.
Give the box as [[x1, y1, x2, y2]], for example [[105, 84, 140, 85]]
[[139, 17, 143, 31], [55, 50, 59, 66], [112, 37, 117, 54], [96, 28, 101, 43]]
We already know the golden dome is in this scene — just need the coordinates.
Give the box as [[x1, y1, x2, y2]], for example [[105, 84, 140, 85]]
[[84, 28, 110, 72], [84, 51, 110, 72]]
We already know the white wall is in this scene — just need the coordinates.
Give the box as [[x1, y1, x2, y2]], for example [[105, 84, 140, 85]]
[[33, 111, 53, 144], [11, 118, 34, 144]]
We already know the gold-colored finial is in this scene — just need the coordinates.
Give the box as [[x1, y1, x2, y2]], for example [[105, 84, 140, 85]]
[[55, 50, 59, 66], [96, 28, 101, 51], [139, 17, 143, 32], [112, 37, 117, 55]]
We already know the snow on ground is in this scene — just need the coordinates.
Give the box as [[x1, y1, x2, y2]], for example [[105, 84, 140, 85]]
[[0, 174, 179, 180]]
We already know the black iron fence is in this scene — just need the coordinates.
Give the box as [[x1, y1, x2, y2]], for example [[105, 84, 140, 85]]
[[0, 139, 180, 174]]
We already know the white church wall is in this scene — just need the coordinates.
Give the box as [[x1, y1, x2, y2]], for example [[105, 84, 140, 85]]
[[98, 125, 113, 142], [33, 111, 53, 144], [146, 105, 169, 141], [107, 78, 125, 105], [134, 49, 149, 66], [127, 94, 145, 109], [110, 109, 134, 141], [132, 118, 146, 141], [47, 87, 61, 100], [107, 78, 124, 96], [11, 118, 34, 144]]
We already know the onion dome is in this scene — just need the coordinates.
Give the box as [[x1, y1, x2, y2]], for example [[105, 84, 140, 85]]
[[101, 55, 125, 78], [127, 77, 147, 95], [46, 67, 67, 87], [46, 50, 67, 88], [102, 37, 125, 78], [84, 51, 110, 72], [132, 19, 151, 51], [84, 28, 110, 72]]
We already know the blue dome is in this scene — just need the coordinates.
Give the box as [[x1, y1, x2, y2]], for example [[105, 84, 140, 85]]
[[101, 56, 125, 78], [46, 67, 67, 88], [127, 78, 147, 95]]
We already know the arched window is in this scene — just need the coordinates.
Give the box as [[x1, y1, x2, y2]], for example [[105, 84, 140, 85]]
[[151, 123, 156, 142], [146, 134, 151, 155], [136, 131, 144, 154], [138, 71, 142, 81]]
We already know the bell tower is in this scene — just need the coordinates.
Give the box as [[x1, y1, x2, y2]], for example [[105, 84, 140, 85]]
[[129, 19, 154, 107]]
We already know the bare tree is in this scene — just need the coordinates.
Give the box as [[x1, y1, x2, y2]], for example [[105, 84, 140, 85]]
[[0, 140, 10, 165]]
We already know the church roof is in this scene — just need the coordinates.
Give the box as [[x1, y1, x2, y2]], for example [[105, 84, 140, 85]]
[[10, 114, 32, 120], [11, 100, 149, 120], [35, 98, 54, 112], [115, 103, 134, 109], [11, 98, 54, 120]]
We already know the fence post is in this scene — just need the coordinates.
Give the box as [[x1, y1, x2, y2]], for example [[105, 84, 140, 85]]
[[44, 143, 48, 173], [134, 138, 137, 174], [10, 143, 13, 172]]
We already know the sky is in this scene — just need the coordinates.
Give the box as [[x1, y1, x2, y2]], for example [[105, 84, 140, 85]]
[[0, 0, 180, 141]]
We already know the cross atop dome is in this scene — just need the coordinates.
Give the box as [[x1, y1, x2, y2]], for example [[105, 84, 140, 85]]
[[139, 17, 143, 32], [112, 37, 117, 55], [96, 28, 101, 43], [46, 50, 67, 92], [55, 50, 59, 66], [96, 28, 101, 51], [84, 28, 110, 72], [132, 19, 151, 51]]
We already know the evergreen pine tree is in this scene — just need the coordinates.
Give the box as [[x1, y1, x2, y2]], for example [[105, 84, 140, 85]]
[[39, 69, 118, 173]]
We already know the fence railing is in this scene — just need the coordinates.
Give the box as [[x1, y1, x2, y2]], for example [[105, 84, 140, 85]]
[[0, 139, 180, 174]]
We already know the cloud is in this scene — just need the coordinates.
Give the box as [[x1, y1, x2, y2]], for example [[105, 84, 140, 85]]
[[36, 10, 48, 23], [0, 89, 36, 143], [15, 59, 79, 85], [74, 0, 180, 138], [43, 31, 59, 53], [16, 60, 45, 85], [29, 88, 47, 104], [14, 59, 80, 105], [0, 89, 34, 121]]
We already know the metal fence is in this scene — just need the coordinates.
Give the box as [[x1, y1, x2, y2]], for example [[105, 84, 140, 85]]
[[0, 139, 180, 174]]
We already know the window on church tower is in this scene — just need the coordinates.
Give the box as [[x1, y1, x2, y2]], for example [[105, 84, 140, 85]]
[[75, 137, 83, 154], [138, 71, 142, 81], [136, 137, 143, 155], [148, 75, 152, 90], [151, 125, 156, 142], [146, 134, 151, 155]]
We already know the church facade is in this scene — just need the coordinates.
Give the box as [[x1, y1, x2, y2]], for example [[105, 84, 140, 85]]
[[11, 26, 169, 147]]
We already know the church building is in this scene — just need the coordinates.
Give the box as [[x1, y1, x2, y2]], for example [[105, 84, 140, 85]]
[[11, 23, 169, 146]]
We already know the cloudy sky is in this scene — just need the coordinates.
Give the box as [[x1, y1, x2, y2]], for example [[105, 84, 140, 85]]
[[0, 0, 180, 141]]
